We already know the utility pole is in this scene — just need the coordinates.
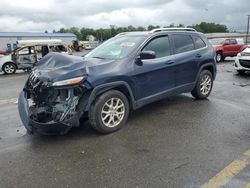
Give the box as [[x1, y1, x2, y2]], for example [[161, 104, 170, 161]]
[[246, 15, 250, 44]]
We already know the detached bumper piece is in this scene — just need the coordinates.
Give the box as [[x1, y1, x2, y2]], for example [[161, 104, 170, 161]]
[[18, 74, 85, 135]]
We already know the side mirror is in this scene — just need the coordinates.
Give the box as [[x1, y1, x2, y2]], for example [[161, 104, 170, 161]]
[[139, 51, 156, 60]]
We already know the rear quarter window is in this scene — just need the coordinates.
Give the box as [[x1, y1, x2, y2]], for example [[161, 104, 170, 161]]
[[193, 36, 206, 49], [173, 34, 195, 54]]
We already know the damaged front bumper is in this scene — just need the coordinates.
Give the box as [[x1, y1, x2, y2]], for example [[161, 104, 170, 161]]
[[18, 70, 90, 135], [18, 90, 80, 135]]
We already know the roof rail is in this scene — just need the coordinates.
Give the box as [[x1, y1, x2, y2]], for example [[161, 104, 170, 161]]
[[149, 27, 196, 33], [115, 32, 129, 37]]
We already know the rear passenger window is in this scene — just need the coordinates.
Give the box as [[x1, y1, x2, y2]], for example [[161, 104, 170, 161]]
[[173, 35, 195, 54], [230, 39, 237, 45], [143, 36, 170, 58], [193, 36, 206, 49]]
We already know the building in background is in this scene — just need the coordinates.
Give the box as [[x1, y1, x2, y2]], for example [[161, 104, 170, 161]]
[[205, 33, 250, 44], [0, 32, 76, 51]]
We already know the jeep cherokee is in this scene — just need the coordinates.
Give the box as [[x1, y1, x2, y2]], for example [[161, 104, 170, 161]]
[[18, 28, 217, 135]]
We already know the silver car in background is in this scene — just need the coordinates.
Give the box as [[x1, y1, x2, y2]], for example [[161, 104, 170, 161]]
[[0, 39, 71, 74]]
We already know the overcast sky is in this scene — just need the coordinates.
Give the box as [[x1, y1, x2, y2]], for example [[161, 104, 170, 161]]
[[0, 0, 249, 32]]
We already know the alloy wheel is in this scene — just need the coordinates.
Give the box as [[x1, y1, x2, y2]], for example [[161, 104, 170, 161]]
[[101, 97, 125, 128], [200, 74, 212, 95], [4, 64, 15, 74]]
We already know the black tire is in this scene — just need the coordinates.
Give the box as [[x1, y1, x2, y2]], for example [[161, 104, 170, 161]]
[[191, 70, 213, 99], [78, 46, 84, 52], [237, 70, 245, 75], [89, 90, 129, 134], [216, 52, 223, 62], [3, 62, 16, 74]]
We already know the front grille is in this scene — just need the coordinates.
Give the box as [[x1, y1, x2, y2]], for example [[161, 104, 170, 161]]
[[29, 71, 40, 86], [239, 59, 250, 68]]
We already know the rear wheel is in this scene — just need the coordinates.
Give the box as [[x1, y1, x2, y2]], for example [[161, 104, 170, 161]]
[[191, 70, 213, 99], [78, 46, 84, 52], [216, 52, 223, 62], [3, 63, 16, 74], [89, 90, 129, 134]]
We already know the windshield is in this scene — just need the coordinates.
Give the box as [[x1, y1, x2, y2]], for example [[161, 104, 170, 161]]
[[85, 35, 146, 59]]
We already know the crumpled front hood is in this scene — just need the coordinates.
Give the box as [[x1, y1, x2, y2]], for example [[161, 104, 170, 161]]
[[33, 52, 116, 83]]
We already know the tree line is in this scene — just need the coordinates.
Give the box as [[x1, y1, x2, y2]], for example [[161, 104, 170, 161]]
[[52, 22, 229, 41]]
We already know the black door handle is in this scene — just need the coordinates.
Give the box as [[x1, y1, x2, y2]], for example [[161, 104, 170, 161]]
[[195, 54, 202, 58]]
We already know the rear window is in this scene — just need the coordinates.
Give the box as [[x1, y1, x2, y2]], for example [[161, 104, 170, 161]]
[[173, 34, 195, 54], [193, 36, 206, 49]]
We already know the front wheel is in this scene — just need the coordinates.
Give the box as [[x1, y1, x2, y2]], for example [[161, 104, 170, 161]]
[[3, 63, 16, 74], [89, 90, 129, 134], [191, 70, 213, 99]]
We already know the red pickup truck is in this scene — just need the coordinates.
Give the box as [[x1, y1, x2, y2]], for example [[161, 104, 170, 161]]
[[211, 38, 247, 62]]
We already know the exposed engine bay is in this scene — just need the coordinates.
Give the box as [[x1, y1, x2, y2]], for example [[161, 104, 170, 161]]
[[25, 71, 85, 125]]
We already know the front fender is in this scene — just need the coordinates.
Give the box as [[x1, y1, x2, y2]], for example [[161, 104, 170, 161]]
[[85, 81, 136, 111], [0, 55, 14, 70]]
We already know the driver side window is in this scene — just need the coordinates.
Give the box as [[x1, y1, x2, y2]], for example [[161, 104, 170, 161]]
[[143, 36, 170, 58], [18, 47, 35, 55], [18, 47, 29, 55]]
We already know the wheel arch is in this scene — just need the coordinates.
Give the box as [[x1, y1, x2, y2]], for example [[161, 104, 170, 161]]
[[202, 65, 215, 79], [2, 61, 17, 71], [216, 50, 223, 54], [196, 63, 216, 83], [85, 81, 136, 111], [216, 50, 224, 59]]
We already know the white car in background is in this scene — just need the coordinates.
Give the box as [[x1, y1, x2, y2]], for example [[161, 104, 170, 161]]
[[234, 45, 250, 74], [0, 40, 71, 74]]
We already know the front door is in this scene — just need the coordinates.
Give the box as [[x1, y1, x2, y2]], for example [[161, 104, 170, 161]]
[[133, 35, 176, 100], [15, 46, 37, 69], [223, 39, 240, 56]]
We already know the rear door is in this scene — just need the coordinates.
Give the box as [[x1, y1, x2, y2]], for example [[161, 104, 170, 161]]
[[171, 34, 199, 88], [229, 39, 241, 55]]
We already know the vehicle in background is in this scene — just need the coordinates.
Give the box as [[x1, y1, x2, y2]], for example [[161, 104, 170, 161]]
[[69, 40, 85, 52], [0, 40, 71, 74], [83, 41, 99, 50], [18, 28, 217, 135], [210, 38, 247, 62], [234, 45, 250, 74], [0, 50, 10, 56]]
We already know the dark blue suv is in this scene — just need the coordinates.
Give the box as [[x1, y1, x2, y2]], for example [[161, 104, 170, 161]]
[[18, 28, 216, 135]]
